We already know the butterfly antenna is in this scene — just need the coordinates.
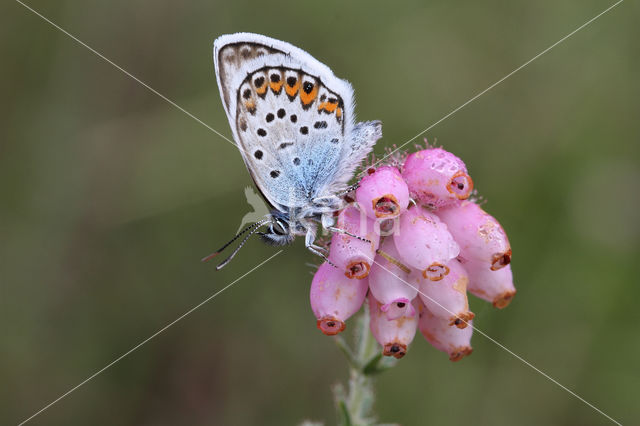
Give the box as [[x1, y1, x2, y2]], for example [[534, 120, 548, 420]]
[[201, 218, 271, 263], [214, 224, 269, 270]]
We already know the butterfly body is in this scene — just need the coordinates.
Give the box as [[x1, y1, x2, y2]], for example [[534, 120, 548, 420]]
[[211, 33, 382, 267]]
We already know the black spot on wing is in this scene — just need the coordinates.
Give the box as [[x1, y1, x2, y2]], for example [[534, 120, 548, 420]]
[[270, 170, 280, 178], [303, 81, 314, 94]]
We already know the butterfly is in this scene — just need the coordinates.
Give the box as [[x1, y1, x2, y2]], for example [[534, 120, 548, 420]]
[[205, 33, 382, 269]]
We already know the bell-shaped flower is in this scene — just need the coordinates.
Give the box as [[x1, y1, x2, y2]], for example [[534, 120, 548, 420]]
[[328, 206, 380, 279], [369, 295, 418, 358], [436, 201, 511, 271], [464, 260, 516, 308], [411, 259, 474, 328], [418, 302, 474, 362], [393, 205, 459, 280], [310, 262, 369, 335], [402, 148, 473, 209], [356, 166, 410, 220], [368, 238, 418, 320]]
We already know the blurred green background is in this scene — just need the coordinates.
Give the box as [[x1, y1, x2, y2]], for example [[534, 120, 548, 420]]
[[2, 0, 638, 424]]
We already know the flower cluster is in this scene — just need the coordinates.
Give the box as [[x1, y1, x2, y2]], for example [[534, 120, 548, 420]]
[[310, 146, 515, 361]]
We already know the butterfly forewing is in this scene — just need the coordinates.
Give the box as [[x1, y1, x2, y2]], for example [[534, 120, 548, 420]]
[[214, 34, 358, 211]]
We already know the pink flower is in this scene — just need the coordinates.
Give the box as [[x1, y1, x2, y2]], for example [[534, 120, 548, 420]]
[[411, 259, 474, 328], [464, 260, 516, 308], [393, 205, 459, 279], [368, 295, 418, 359], [356, 166, 410, 220], [310, 262, 369, 335], [436, 201, 511, 271], [368, 238, 417, 320], [402, 148, 473, 209], [307, 146, 515, 362], [417, 301, 474, 362], [328, 206, 380, 279]]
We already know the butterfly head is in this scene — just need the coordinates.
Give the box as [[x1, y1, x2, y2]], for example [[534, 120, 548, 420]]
[[203, 210, 299, 269], [260, 212, 296, 247]]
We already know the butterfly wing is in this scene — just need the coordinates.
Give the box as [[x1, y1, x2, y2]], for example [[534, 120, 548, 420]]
[[213, 33, 379, 211]]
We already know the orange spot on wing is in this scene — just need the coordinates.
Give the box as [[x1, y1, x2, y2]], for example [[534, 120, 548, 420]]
[[270, 80, 283, 93], [268, 70, 284, 94], [285, 77, 300, 98], [336, 107, 342, 118], [318, 99, 338, 113], [324, 102, 338, 113], [255, 83, 267, 96], [300, 85, 318, 105]]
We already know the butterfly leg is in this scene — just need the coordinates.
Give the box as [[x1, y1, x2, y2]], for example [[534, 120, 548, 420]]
[[334, 183, 360, 197], [327, 226, 372, 244], [305, 227, 337, 267]]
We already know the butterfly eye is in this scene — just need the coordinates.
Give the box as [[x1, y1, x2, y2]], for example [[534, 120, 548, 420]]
[[272, 220, 287, 236]]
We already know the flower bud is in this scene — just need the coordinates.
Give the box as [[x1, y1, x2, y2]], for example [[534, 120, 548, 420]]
[[328, 206, 380, 279], [402, 148, 473, 209], [436, 201, 511, 271], [464, 260, 516, 308], [368, 238, 417, 320], [369, 295, 418, 358], [356, 166, 410, 220], [418, 302, 473, 362], [393, 205, 459, 279], [412, 259, 474, 328], [310, 262, 369, 335]]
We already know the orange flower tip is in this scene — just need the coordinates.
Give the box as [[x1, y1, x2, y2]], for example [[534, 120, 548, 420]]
[[422, 262, 450, 281], [449, 346, 473, 362], [373, 195, 400, 218], [491, 249, 512, 271], [383, 343, 408, 359], [316, 317, 346, 336], [493, 290, 516, 309], [345, 261, 371, 279], [450, 311, 475, 329], [447, 172, 474, 200]]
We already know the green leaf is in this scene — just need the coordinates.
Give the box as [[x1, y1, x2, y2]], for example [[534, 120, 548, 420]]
[[362, 353, 398, 376]]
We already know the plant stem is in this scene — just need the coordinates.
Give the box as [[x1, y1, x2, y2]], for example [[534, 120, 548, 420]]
[[333, 302, 397, 426]]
